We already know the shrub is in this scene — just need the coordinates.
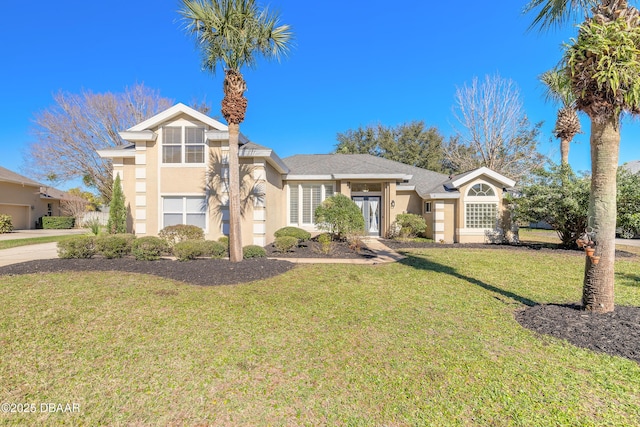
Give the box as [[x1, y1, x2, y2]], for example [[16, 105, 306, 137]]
[[316, 232, 334, 255], [86, 218, 102, 236], [173, 240, 205, 261], [346, 232, 365, 253], [204, 240, 228, 259], [57, 236, 96, 259], [0, 214, 13, 233], [243, 245, 266, 259], [392, 213, 427, 239], [274, 226, 311, 242], [95, 234, 135, 259], [158, 224, 204, 247], [274, 236, 299, 252], [107, 174, 127, 234], [218, 236, 229, 245], [43, 216, 75, 229], [131, 236, 168, 261], [314, 194, 365, 240]]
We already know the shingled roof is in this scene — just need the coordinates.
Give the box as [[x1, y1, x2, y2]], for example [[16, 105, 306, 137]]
[[282, 154, 455, 198], [0, 165, 43, 187]]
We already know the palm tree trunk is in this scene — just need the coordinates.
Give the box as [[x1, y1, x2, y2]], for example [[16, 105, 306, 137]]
[[227, 122, 243, 262], [582, 116, 619, 313], [560, 137, 570, 165]]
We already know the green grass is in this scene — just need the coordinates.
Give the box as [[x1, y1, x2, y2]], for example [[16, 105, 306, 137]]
[[1, 248, 639, 425], [0, 234, 80, 250]]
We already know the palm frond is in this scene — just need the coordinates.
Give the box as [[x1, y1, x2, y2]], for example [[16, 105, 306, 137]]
[[179, 0, 293, 73], [524, 0, 597, 31]]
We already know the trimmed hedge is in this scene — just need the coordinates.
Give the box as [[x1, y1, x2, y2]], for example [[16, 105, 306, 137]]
[[173, 240, 205, 261], [0, 214, 12, 233], [43, 216, 75, 229], [314, 194, 365, 239], [205, 240, 228, 259], [274, 236, 299, 252], [57, 236, 96, 259], [131, 236, 168, 261], [95, 234, 135, 259], [158, 224, 204, 247], [243, 245, 266, 259], [274, 226, 311, 242]]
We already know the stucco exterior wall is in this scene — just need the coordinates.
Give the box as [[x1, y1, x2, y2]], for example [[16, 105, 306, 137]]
[[455, 177, 505, 243]]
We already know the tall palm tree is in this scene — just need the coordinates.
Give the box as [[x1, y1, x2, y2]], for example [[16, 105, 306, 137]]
[[539, 69, 581, 164], [180, 0, 292, 262], [528, 0, 640, 313]]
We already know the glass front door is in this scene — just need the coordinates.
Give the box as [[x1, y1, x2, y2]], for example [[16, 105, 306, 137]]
[[353, 196, 381, 236]]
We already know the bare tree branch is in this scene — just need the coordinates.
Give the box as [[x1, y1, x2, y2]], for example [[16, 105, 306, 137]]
[[445, 74, 547, 181], [25, 83, 174, 202]]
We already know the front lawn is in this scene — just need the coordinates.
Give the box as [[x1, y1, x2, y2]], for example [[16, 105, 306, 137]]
[[1, 248, 639, 425]]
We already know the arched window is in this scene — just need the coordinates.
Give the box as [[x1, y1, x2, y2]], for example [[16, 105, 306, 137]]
[[468, 183, 495, 197], [464, 182, 498, 229]]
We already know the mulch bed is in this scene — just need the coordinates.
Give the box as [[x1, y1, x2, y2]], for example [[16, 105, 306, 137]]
[[0, 258, 296, 287], [516, 304, 640, 364], [265, 238, 376, 259], [2, 239, 638, 364]]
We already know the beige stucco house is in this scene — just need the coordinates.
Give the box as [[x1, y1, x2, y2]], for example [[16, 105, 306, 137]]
[[98, 103, 516, 245], [0, 166, 64, 229]]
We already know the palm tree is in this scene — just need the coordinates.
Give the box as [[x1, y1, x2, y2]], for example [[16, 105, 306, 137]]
[[528, 0, 640, 313], [180, 0, 292, 262], [539, 69, 581, 164]]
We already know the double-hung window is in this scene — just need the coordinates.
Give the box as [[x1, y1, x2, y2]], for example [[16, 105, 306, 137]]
[[162, 126, 205, 164], [162, 196, 207, 230], [288, 183, 334, 226]]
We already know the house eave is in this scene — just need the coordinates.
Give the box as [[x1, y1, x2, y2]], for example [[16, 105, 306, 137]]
[[119, 130, 157, 142], [240, 148, 289, 174], [425, 193, 461, 199], [97, 148, 136, 159], [285, 174, 333, 181], [332, 173, 413, 180]]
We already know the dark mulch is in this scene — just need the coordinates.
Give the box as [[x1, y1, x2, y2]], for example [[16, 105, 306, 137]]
[[0, 258, 296, 287], [265, 239, 376, 259], [516, 304, 640, 364]]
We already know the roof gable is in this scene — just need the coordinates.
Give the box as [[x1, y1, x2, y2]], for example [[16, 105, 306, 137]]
[[128, 103, 228, 132], [444, 166, 516, 190]]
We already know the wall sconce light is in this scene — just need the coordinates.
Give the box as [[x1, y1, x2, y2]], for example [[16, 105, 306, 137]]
[[30, 205, 35, 210], [390, 200, 395, 208]]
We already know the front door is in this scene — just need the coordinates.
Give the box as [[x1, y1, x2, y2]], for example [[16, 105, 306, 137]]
[[353, 196, 381, 236]]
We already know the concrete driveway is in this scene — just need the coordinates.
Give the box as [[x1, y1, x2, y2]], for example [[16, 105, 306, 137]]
[[0, 229, 88, 267]]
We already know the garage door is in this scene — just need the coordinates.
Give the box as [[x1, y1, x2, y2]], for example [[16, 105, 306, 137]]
[[0, 205, 30, 229]]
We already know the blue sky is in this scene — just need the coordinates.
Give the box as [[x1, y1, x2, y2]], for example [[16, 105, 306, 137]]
[[2, 0, 640, 190]]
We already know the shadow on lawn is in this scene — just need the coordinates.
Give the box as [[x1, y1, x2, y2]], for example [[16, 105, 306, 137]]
[[399, 253, 538, 307], [615, 272, 640, 288]]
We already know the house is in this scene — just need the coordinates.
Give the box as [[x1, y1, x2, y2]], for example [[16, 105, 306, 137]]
[[98, 103, 516, 245], [622, 160, 640, 174], [0, 166, 64, 229]]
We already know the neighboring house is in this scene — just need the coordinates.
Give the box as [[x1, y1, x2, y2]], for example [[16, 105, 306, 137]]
[[622, 160, 640, 175], [98, 103, 515, 245], [0, 166, 64, 229]]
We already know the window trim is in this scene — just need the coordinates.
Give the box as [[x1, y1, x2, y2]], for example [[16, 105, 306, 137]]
[[287, 182, 335, 227], [462, 180, 499, 230], [161, 126, 206, 165], [161, 194, 208, 232]]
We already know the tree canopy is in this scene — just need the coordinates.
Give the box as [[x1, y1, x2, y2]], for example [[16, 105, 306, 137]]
[[335, 122, 447, 173]]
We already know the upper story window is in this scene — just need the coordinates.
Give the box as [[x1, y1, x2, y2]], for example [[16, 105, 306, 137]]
[[162, 126, 205, 164], [468, 183, 495, 197]]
